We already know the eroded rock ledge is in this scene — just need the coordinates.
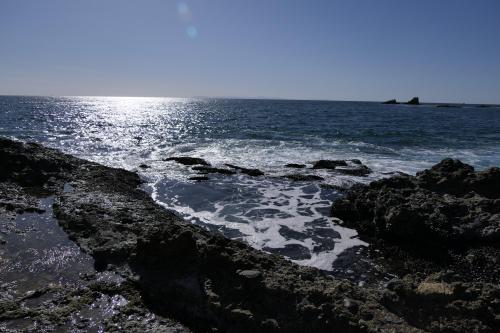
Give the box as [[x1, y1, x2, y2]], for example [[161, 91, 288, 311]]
[[332, 158, 500, 332], [0, 138, 421, 332]]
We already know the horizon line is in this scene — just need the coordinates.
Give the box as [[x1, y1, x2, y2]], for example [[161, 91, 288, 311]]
[[0, 94, 498, 107]]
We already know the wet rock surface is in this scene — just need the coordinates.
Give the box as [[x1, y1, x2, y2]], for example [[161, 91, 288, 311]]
[[312, 159, 372, 176], [0, 139, 189, 333], [284, 163, 306, 169], [332, 158, 500, 332], [313, 159, 349, 169], [0, 138, 425, 332], [164, 156, 210, 166]]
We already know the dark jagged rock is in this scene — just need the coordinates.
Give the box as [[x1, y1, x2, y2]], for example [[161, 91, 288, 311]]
[[139, 163, 150, 169], [224, 164, 265, 176], [284, 174, 324, 181], [415, 158, 500, 198], [313, 159, 372, 177], [312, 159, 348, 169], [312, 160, 371, 176], [406, 97, 420, 105], [0, 138, 422, 332], [382, 99, 398, 104], [332, 158, 500, 253], [192, 166, 236, 175], [285, 163, 306, 169], [332, 158, 500, 333], [164, 156, 210, 166]]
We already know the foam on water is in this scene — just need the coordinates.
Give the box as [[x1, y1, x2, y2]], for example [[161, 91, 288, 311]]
[[149, 174, 367, 271]]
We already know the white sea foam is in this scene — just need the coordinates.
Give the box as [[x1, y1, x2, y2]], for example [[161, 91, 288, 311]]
[[148, 173, 367, 271]]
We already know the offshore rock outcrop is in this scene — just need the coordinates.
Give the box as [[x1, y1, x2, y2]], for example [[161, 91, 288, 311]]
[[332, 158, 500, 332], [284, 163, 306, 169], [164, 156, 210, 166], [313, 159, 372, 177], [0, 138, 422, 332], [406, 97, 420, 105], [382, 99, 398, 104], [224, 164, 265, 176]]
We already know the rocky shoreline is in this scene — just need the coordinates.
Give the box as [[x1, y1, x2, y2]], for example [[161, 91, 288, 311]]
[[1, 138, 499, 332], [333, 159, 500, 332]]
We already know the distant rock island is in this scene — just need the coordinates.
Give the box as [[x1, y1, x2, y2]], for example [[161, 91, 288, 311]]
[[382, 97, 420, 105], [406, 97, 420, 105]]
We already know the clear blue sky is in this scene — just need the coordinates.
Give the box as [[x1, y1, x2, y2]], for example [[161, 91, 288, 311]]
[[1, 0, 499, 103]]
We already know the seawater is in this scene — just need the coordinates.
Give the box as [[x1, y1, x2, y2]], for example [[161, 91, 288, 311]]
[[1, 96, 499, 270]]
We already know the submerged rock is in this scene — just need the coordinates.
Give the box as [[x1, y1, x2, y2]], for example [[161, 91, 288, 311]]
[[189, 176, 209, 181], [224, 164, 265, 176], [285, 163, 306, 169], [164, 156, 210, 166], [284, 174, 324, 181], [192, 166, 236, 175], [335, 165, 372, 176]]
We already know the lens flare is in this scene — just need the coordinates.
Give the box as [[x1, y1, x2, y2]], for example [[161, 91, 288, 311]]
[[186, 25, 198, 39], [177, 2, 191, 21]]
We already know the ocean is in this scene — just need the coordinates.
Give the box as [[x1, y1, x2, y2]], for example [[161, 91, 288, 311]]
[[1, 96, 499, 271]]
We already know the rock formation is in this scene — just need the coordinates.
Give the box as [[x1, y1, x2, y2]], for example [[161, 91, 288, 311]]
[[382, 99, 398, 104], [406, 97, 420, 105], [332, 158, 500, 332]]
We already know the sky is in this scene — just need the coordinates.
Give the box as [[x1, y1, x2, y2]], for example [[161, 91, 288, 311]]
[[1, 0, 499, 103]]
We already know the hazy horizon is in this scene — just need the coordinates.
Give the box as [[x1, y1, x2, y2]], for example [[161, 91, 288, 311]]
[[1, 0, 500, 104], [1, 94, 499, 106]]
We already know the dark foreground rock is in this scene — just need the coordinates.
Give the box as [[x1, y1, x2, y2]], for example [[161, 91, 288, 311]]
[[0, 138, 422, 332], [332, 158, 500, 332]]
